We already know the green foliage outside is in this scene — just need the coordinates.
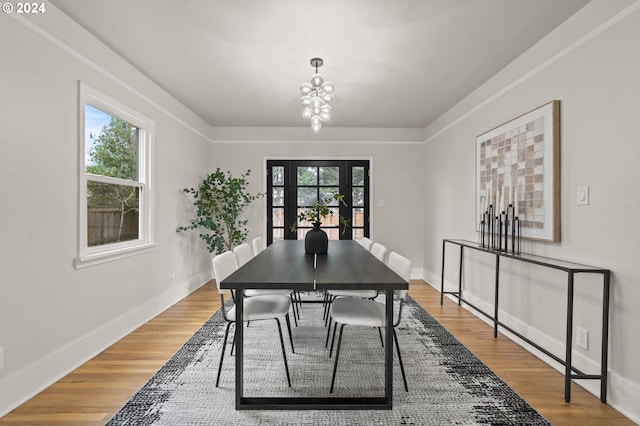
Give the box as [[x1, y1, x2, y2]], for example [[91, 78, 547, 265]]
[[177, 169, 263, 254], [86, 115, 139, 243], [87, 116, 138, 181], [296, 166, 339, 186]]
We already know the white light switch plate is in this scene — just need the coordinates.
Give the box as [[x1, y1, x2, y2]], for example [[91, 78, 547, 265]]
[[577, 186, 589, 205]]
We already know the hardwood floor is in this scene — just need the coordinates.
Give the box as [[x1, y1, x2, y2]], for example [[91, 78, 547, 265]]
[[1, 280, 633, 425]]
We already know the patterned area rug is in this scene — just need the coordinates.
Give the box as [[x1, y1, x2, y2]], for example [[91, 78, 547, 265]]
[[107, 294, 551, 425]]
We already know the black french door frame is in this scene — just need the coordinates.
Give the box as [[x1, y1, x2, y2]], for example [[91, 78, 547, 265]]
[[266, 159, 370, 245]]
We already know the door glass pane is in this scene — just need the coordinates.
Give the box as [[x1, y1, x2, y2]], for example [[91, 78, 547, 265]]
[[353, 228, 364, 240], [353, 208, 364, 226], [273, 208, 284, 226], [320, 187, 340, 204], [352, 187, 364, 206], [297, 166, 317, 185], [272, 166, 284, 185], [296, 228, 309, 240], [296, 208, 314, 227], [297, 187, 317, 206], [352, 166, 365, 186], [326, 228, 340, 240], [272, 187, 284, 206], [324, 207, 340, 226], [273, 228, 284, 241], [319, 166, 339, 185]]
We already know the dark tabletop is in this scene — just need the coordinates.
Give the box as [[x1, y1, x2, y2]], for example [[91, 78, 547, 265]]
[[221, 240, 408, 291]]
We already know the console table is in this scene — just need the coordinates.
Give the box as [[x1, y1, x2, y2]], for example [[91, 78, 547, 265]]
[[440, 238, 610, 403]]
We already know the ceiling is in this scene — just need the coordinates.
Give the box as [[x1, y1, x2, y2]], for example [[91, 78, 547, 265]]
[[51, 0, 589, 130]]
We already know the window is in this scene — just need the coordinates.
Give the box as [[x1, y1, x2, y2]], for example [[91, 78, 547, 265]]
[[75, 83, 155, 268], [266, 160, 369, 245]]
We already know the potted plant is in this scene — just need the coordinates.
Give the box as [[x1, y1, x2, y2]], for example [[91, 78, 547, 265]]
[[290, 193, 349, 254], [177, 168, 263, 254]]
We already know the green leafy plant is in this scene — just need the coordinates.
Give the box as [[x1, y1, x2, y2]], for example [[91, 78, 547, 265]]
[[177, 168, 263, 254], [290, 193, 350, 234], [86, 116, 138, 243]]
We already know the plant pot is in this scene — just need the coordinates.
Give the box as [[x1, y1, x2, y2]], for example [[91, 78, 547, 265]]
[[305, 222, 328, 254]]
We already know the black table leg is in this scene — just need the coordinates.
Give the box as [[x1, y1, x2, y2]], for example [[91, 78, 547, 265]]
[[385, 290, 393, 407], [600, 271, 610, 402], [565, 272, 575, 402], [494, 254, 500, 338], [440, 240, 446, 305], [458, 245, 464, 306], [236, 290, 244, 409]]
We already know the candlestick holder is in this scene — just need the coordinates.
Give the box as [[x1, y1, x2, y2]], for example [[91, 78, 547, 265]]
[[513, 216, 521, 254], [479, 203, 521, 254], [479, 204, 495, 250]]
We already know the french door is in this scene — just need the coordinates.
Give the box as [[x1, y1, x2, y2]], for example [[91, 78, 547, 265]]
[[266, 160, 369, 245]]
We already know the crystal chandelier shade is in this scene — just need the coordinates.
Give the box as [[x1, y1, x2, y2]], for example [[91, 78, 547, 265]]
[[300, 58, 334, 132]]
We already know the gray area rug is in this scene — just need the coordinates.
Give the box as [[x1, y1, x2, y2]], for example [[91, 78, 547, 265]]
[[107, 293, 551, 425]]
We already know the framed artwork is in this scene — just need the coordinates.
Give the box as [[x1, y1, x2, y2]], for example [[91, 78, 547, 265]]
[[476, 100, 560, 242]]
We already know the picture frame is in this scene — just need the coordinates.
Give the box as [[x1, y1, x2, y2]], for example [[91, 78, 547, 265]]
[[476, 100, 560, 242]]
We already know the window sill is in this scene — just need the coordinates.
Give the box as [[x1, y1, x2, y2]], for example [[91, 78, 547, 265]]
[[74, 241, 158, 269]]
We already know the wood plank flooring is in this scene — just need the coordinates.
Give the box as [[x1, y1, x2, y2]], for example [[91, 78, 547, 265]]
[[0, 280, 634, 425]]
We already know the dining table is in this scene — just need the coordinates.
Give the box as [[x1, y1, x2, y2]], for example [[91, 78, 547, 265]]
[[220, 239, 409, 410]]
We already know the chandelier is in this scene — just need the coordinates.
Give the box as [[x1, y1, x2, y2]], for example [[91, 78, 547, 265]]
[[300, 58, 335, 132]]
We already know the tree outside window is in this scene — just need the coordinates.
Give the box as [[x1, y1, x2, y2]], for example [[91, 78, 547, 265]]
[[85, 113, 140, 246]]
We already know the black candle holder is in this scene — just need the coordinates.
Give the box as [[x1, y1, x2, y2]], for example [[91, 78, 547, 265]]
[[479, 203, 521, 254]]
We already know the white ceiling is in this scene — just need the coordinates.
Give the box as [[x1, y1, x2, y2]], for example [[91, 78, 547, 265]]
[[51, 0, 589, 130]]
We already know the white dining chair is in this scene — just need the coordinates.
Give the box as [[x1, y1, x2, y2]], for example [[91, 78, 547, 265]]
[[213, 251, 294, 387], [370, 242, 387, 263], [322, 240, 384, 327], [327, 251, 412, 393], [252, 236, 266, 255], [233, 242, 254, 267], [358, 236, 374, 251], [233, 242, 300, 325]]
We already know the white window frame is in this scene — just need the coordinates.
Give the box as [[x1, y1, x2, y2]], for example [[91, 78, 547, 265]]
[[75, 82, 156, 269]]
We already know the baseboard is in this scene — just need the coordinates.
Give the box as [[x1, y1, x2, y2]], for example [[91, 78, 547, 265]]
[[0, 271, 210, 418], [422, 269, 640, 424]]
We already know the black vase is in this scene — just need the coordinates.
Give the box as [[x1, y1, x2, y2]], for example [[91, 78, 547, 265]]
[[305, 222, 328, 254]]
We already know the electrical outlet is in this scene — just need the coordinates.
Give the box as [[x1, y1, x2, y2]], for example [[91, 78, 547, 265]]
[[0, 347, 4, 370], [576, 327, 589, 349], [169, 274, 175, 285]]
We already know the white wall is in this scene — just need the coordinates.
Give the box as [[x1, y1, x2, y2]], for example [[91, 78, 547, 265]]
[[0, 9, 216, 416], [209, 140, 426, 274], [422, 0, 640, 421]]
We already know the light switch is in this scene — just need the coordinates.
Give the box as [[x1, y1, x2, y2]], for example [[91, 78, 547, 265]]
[[377, 199, 386, 208], [577, 186, 589, 205]]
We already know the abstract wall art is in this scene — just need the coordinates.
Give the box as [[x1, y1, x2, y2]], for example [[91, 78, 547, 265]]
[[476, 100, 560, 242]]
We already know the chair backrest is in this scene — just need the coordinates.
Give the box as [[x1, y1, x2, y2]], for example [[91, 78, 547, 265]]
[[252, 236, 266, 255], [233, 243, 254, 267], [387, 251, 412, 300], [212, 251, 238, 294], [370, 242, 387, 263], [358, 237, 373, 251]]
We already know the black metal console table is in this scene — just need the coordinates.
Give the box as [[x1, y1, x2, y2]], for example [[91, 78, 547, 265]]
[[440, 238, 610, 403]]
